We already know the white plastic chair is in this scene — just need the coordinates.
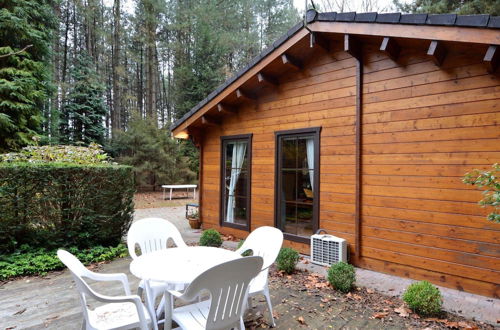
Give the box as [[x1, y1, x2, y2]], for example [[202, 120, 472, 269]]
[[167, 256, 263, 330], [127, 218, 188, 317], [57, 249, 151, 330], [235, 226, 283, 327]]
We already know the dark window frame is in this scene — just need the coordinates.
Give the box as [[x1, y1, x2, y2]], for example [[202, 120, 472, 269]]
[[219, 134, 252, 231], [274, 127, 321, 244]]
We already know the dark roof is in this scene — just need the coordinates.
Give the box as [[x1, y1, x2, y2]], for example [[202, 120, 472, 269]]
[[171, 10, 499, 131], [313, 11, 498, 28]]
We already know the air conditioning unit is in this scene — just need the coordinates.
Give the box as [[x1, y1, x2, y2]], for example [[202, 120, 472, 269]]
[[310, 230, 347, 266]]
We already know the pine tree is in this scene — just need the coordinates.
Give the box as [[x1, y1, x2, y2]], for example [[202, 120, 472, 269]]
[[0, 0, 56, 151], [60, 54, 107, 145], [110, 115, 196, 189], [258, 0, 300, 50]]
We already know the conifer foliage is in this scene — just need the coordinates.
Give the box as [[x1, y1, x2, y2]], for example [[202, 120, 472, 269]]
[[59, 54, 107, 145], [0, 0, 56, 151]]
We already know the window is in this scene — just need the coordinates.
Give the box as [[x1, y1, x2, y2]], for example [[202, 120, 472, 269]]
[[220, 134, 252, 230], [275, 128, 320, 243]]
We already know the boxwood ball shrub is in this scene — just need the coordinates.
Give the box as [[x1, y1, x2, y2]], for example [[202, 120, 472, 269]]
[[199, 229, 222, 247], [276, 247, 299, 274], [0, 162, 135, 252], [327, 261, 356, 293], [403, 281, 442, 316]]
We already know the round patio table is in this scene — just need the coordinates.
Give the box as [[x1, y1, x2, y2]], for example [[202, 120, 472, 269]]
[[130, 246, 241, 330]]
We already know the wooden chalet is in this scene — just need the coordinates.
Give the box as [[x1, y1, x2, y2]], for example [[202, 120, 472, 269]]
[[172, 10, 500, 297]]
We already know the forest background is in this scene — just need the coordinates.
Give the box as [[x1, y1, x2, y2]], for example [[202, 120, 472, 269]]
[[1, 0, 498, 189]]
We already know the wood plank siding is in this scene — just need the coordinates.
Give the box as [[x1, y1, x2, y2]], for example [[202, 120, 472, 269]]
[[185, 38, 500, 297]]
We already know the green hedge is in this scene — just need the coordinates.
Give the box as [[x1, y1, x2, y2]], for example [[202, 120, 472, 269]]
[[0, 162, 135, 252]]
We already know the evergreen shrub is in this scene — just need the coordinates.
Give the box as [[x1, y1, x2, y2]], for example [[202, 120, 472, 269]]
[[327, 261, 356, 293], [199, 229, 222, 247], [403, 281, 442, 316], [0, 162, 135, 252], [276, 247, 299, 274]]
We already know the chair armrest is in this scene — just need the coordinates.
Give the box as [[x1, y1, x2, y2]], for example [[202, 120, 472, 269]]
[[167, 289, 199, 303], [85, 272, 131, 295], [167, 289, 185, 299]]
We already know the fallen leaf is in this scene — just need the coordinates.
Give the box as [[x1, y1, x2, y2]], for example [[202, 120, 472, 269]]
[[372, 312, 389, 319], [458, 321, 477, 329], [315, 282, 328, 288], [444, 321, 459, 328], [321, 298, 329, 303], [348, 293, 362, 301], [366, 288, 374, 294], [394, 305, 411, 317], [297, 316, 306, 325]]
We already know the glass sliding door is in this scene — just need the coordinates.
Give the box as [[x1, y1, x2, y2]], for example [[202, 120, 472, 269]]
[[220, 134, 252, 230], [275, 128, 320, 243]]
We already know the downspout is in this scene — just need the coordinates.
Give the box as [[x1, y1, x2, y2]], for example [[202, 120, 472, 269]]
[[305, 8, 363, 262], [355, 52, 363, 262]]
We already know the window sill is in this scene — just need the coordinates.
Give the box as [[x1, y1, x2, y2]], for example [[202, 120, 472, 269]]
[[220, 221, 250, 232], [283, 233, 311, 244]]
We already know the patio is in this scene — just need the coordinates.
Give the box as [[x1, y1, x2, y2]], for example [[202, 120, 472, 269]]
[[1, 253, 495, 330], [1, 206, 497, 330]]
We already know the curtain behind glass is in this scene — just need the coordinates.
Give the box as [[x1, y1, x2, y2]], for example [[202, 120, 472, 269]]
[[306, 137, 314, 190], [226, 141, 247, 223]]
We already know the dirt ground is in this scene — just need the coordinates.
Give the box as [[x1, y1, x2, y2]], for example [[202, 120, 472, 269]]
[[244, 268, 495, 330], [134, 191, 197, 209]]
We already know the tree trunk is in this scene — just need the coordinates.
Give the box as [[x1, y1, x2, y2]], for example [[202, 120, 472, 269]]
[[111, 0, 122, 133], [144, 0, 157, 124], [50, 0, 61, 142], [137, 45, 144, 117]]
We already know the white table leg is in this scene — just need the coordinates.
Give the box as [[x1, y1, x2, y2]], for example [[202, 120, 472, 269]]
[[164, 291, 172, 330], [169, 188, 173, 200], [163, 188, 165, 200], [144, 280, 159, 330], [193, 187, 196, 199]]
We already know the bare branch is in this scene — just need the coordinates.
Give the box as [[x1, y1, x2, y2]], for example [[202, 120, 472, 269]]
[[0, 45, 33, 58]]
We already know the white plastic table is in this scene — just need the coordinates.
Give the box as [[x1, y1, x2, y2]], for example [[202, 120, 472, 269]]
[[161, 184, 197, 200], [130, 246, 241, 330]]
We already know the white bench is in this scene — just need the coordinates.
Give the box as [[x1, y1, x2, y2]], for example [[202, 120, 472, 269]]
[[161, 184, 197, 200]]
